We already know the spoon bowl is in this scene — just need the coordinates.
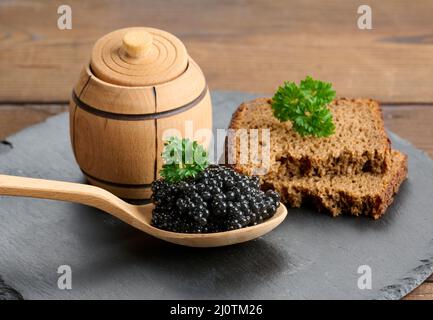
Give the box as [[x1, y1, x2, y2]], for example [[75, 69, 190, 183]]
[[134, 203, 287, 247], [0, 174, 287, 247]]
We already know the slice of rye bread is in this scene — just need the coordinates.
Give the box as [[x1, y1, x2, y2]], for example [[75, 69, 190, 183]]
[[261, 150, 407, 219], [228, 97, 391, 177]]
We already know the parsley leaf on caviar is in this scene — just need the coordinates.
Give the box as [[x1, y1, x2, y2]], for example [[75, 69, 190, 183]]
[[160, 136, 209, 183], [271, 76, 336, 137]]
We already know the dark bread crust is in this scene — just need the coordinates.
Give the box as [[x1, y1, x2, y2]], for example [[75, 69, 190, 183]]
[[229, 98, 270, 130], [372, 152, 408, 219]]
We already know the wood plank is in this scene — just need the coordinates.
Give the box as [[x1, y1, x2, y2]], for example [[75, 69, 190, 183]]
[[404, 283, 433, 300], [382, 105, 433, 157], [1, 0, 433, 103], [404, 274, 433, 299], [0, 105, 67, 140]]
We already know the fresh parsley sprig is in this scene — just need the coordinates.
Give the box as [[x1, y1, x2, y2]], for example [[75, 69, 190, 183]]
[[160, 136, 209, 183], [271, 76, 336, 137]]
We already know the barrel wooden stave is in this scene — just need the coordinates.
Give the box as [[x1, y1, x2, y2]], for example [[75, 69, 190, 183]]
[[69, 60, 212, 200], [71, 107, 157, 185], [73, 59, 205, 115]]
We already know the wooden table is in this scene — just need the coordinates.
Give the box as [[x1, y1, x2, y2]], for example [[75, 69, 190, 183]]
[[0, 0, 432, 299]]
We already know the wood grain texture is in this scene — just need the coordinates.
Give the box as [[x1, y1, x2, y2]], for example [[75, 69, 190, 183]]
[[382, 106, 433, 157], [1, 0, 433, 103], [71, 105, 157, 184], [90, 27, 188, 86], [404, 283, 433, 300], [75, 66, 156, 115], [0, 105, 67, 140], [73, 60, 207, 115], [403, 272, 433, 300]]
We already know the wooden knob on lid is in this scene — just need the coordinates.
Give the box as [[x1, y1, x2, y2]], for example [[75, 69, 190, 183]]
[[90, 27, 188, 86], [122, 30, 153, 59]]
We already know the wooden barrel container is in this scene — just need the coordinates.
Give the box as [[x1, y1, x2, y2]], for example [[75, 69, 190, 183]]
[[69, 27, 212, 199]]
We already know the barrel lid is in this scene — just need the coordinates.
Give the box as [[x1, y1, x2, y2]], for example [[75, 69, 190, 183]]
[[90, 27, 188, 87]]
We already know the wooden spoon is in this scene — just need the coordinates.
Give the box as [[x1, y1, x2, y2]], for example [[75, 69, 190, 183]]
[[0, 174, 287, 247]]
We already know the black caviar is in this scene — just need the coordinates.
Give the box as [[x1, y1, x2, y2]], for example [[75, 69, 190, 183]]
[[151, 165, 280, 233]]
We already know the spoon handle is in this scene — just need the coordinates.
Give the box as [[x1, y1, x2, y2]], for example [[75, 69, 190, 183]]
[[0, 174, 135, 221]]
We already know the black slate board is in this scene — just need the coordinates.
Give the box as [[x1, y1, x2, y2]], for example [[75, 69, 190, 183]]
[[1, 91, 433, 300]]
